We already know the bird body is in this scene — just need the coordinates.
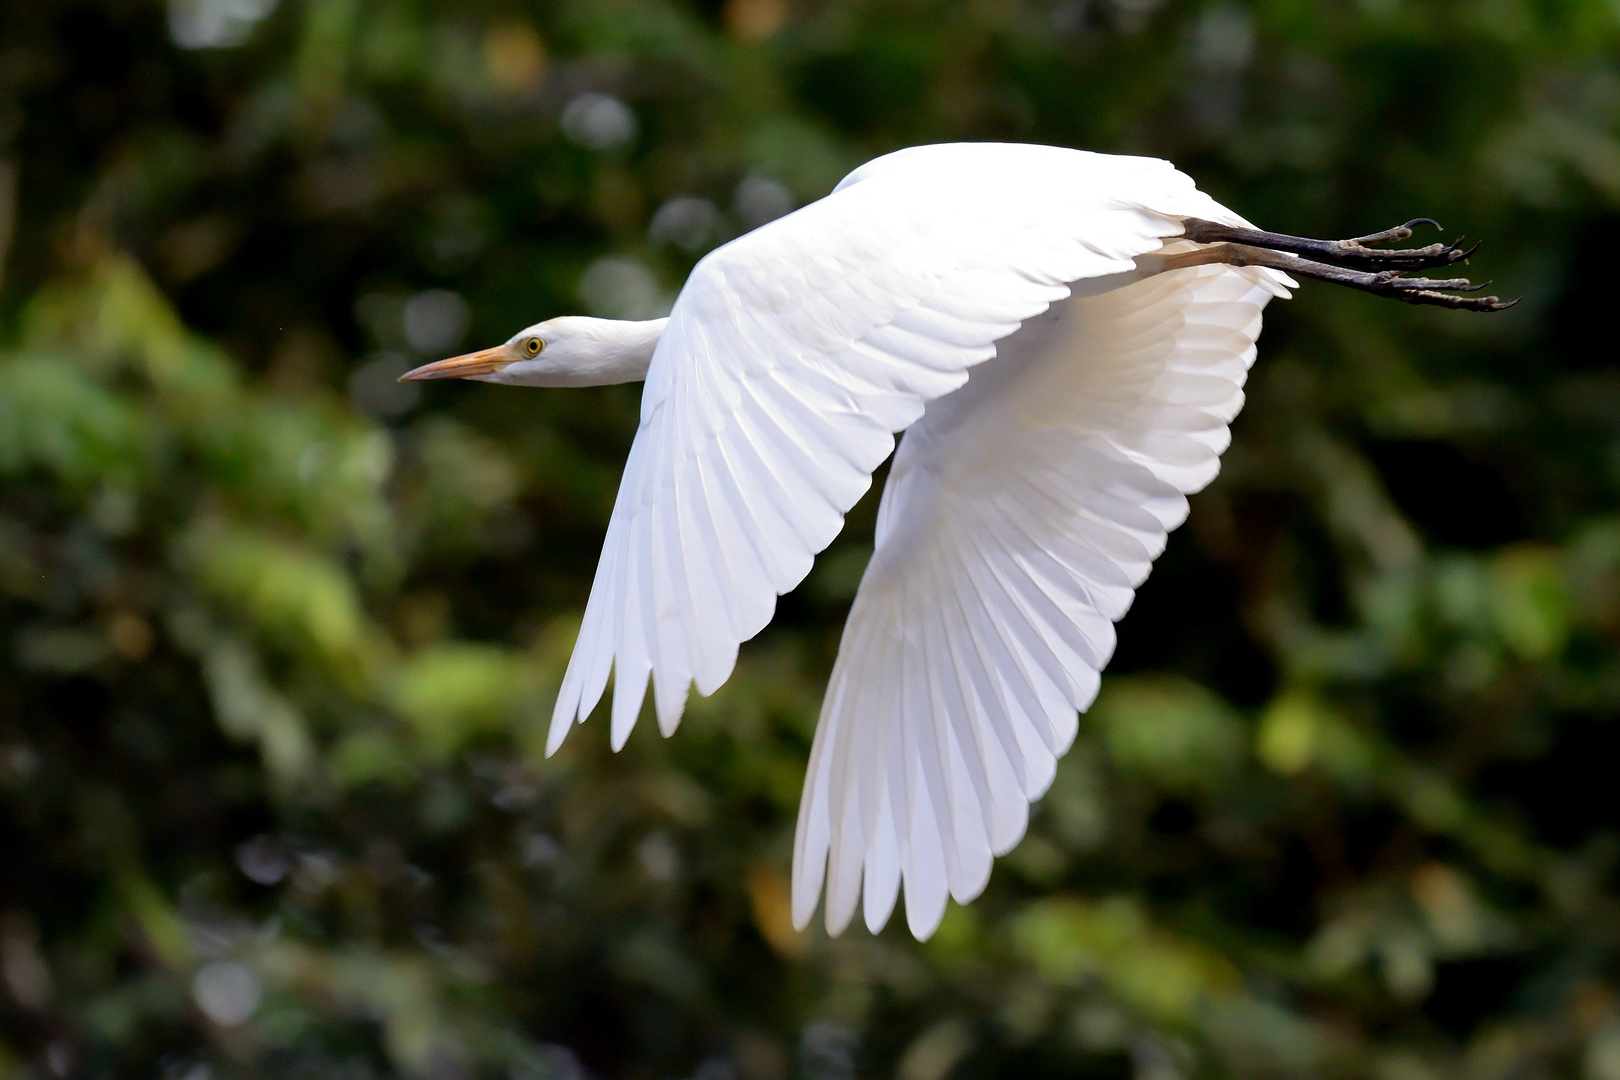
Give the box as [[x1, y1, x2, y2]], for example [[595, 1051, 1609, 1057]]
[[403, 142, 1498, 939]]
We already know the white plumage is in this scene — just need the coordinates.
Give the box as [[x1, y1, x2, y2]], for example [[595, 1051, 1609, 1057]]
[[795, 264, 1281, 937], [405, 142, 1297, 939]]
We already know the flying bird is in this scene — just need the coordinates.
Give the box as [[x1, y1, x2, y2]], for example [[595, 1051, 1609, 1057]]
[[401, 143, 1509, 940]]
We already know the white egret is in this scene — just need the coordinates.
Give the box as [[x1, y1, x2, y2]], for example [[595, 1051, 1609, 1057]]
[[402, 142, 1507, 940]]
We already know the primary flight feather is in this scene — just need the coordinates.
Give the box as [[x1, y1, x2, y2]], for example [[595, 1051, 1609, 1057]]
[[401, 142, 1508, 940]]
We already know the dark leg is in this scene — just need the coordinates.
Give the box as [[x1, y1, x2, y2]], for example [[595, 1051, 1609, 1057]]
[[1162, 242, 1517, 312], [1180, 217, 1479, 273]]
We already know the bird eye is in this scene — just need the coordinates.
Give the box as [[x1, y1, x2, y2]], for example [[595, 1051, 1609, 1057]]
[[524, 337, 543, 356]]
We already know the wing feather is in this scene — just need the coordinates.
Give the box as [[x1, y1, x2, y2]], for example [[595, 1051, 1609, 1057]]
[[794, 262, 1283, 937]]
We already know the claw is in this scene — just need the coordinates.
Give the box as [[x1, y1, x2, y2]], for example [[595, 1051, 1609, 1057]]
[[1439, 241, 1479, 266]]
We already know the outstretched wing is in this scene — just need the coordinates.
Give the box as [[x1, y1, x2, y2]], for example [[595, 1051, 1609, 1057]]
[[545, 143, 1255, 756], [792, 261, 1287, 939]]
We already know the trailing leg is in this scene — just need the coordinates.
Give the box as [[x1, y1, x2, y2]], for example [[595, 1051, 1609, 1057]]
[[1181, 216, 1478, 273], [1165, 228, 1516, 313]]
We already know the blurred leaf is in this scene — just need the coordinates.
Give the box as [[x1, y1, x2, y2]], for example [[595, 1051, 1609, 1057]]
[[747, 864, 807, 958], [895, 1018, 974, 1080], [1010, 896, 1240, 1022], [393, 643, 536, 758], [117, 874, 191, 969], [1257, 690, 1376, 785], [203, 638, 317, 784], [329, 726, 417, 789], [1488, 544, 1572, 660], [1409, 863, 1516, 956], [193, 526, 373, 673], [1091, 676, 1245, 793], [0, 358, 147, 489]]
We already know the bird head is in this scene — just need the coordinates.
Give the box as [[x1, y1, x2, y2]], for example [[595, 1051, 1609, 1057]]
[[399, 316, 667, 388], [398, 319, 556, 386]]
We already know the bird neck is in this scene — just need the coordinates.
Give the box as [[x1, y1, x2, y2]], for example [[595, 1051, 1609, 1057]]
[[589, 318, 664, 382], [537, 317, 670, 388]]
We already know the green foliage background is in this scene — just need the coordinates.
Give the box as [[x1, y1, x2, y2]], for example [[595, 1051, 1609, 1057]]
[[2, 1, 1620, 1078]]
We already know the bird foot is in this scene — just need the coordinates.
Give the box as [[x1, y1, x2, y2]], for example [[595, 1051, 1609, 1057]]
[[1174, 218, 1517, 312]]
